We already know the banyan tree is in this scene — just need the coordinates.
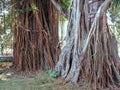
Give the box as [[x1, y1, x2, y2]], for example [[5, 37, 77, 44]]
[[13, 0, 59, 71], [56, 0, 120, 89]]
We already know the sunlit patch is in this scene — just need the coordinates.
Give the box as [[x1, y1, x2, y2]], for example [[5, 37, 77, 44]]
[[0, 62, 12, 67], [0, 74, 10, 81]]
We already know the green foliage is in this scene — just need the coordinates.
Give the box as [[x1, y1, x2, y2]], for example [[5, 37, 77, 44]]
[[0, 10, 14, 51], [110, 6, 120, 23], [60, 0, 70, 11], [112, 0, 120, 8], [49, 69, 58, 78], [18, 9, 24, 14], [18, 3, 38, 14], [110, 3, 120, 42], [31, 3, 38, 11]]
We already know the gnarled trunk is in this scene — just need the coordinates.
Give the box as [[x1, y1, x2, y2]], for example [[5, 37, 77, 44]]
[[13, 0, 59, 71], [56, 0, 120, 89]]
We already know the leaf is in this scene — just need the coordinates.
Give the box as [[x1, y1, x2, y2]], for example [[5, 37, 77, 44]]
[[112, 0, 120, 8], [31, 3, 38, 11], [49, 69, 58, 78]]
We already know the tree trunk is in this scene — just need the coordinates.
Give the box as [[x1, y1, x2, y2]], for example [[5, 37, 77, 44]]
[[13, 0, 59, 71], [56, 0, 120, 89]]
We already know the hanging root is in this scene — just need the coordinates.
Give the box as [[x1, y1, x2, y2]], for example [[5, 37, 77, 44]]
[[13, 0, 59, 71], [111, 63, 120, 83], [55, 0, 120, 89]]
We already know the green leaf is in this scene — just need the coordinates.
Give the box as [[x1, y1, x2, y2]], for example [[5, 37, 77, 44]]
[[18, 9, 24, 14], [49, 69, 58, 78], [112, 0, 120, 8], [31, 3, 38, 11]]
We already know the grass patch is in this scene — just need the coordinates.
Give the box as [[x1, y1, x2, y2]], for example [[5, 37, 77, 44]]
[[0, 72, 58, 90], [0, 70, 92, 90]]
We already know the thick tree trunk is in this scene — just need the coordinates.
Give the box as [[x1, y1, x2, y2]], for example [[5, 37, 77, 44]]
[[56, 0, 120, 89], [13, 0, 59, 71]]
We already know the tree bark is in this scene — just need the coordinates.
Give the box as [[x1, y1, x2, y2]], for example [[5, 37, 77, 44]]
[[13, 0, 59, 71], [56, 0, 120, 89]]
